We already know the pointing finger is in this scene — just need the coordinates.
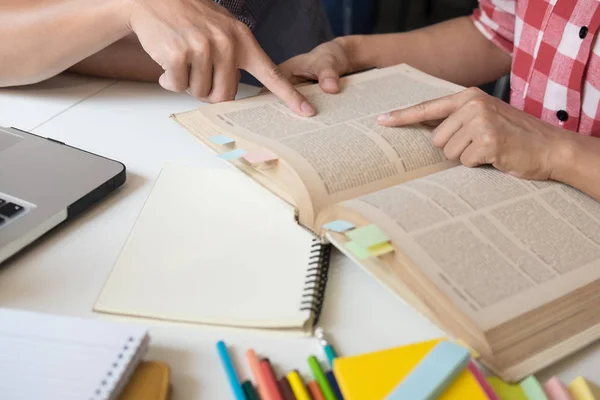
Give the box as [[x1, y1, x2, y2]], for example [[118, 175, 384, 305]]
[[243, 41, 316, 117]]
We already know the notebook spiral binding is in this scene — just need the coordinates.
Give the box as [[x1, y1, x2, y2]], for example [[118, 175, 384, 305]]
[[91, 335, 143, 400], [300, 239, 333, 325]]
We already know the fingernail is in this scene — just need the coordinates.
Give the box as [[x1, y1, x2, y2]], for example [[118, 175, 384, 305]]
[[301, 101, 316, 116], [323, 78, 338, 90], [377, 113, 392, 121]]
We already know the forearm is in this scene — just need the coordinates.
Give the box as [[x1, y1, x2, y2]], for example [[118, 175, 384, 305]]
[[68, 34, 163, 81], [0, 0, 132, 87], [335, 17, 511, 87], [551, 134, 600, 202]]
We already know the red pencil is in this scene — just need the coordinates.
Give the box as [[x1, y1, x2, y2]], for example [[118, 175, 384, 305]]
[[245, 349, 270, 400], [260, 358, 284, 400], [308, 380, 326, 400]]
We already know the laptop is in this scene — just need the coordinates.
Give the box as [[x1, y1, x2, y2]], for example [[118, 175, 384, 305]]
[[0, 126, 126, 264]]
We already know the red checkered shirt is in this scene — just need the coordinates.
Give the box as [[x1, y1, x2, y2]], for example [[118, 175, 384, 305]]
[[472, 0, 600, 137]]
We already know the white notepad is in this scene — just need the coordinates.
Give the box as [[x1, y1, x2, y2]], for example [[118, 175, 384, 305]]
[[0, 308, 148, 400], [94, 164, 330, 334]]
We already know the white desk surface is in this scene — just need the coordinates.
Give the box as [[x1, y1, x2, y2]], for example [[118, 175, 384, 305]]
[[0, 73, 599, 399]]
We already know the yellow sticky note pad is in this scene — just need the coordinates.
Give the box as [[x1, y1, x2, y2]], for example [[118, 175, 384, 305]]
[[345, 224, 389, 248], [333, 339, 488, 400], [487, 377, 528, 400], [368, 241, 394, 257], [569, 376, 600, 400], [345, 241, 370, 260]]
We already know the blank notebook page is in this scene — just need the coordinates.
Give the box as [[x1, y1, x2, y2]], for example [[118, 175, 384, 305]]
[[94, 164, 316, 331], [0, 308, 148, 400]]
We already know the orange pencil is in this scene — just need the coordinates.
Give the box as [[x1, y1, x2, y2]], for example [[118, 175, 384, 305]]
[[260, 358, 284, 400], [245, 349, 270, 400], [308, 380, 326, 400]]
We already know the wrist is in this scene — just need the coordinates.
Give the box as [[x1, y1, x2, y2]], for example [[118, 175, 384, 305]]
[[333, 35, 374, 73], [547, 130, 581, 184], [120, 0, 138, 33]]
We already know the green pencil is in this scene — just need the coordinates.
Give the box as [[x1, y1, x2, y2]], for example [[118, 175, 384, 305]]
[[308, 355, 337, 400], [242, 380, 258, 400]]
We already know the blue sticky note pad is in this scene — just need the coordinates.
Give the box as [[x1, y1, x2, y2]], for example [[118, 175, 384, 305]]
[[323, 220, 355, 233], [218, 149, 247, 160], [385, 341, 470, 400], [209, 135, 235, 145]]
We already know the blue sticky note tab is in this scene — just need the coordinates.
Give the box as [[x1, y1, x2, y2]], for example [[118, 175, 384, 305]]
[[218, 149, 247, 160], [209, 135, 235, 145], [323, 220, 355, 233], [385, 341, 470, 400]]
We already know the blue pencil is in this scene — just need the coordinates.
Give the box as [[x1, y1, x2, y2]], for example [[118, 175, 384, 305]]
[[326, 370, 344, 399], [216, 341, 247, 400]]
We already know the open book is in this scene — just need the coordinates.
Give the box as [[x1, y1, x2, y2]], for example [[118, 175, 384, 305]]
[[171, 64, 600, 382]]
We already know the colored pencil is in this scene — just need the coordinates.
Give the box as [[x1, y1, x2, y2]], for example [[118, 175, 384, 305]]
[[287, 371, 311, 400], [279, 377, 297, 400], [245, 349, 270, 400], [242, 380, 259, 400], [467, 362, 499, 400], [260, 358, 284, 400], [216, 341, 246, 400], [326, 370, 343, 399], [308, 355, 336, 400], [315, 328, 338, 368], [308, 380, 326, 400]]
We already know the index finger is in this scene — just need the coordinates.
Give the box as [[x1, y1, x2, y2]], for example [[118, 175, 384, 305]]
[[377, 89, 471, 127], [242, 42, 316, 117]]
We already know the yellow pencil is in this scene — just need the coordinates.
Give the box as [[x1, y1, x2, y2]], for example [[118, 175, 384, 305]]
[[287, 370, 311, 400]]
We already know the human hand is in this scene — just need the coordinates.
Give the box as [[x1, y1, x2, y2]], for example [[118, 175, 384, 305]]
[[128, 0, 315, 116], [377, 88, 568, 180], [277, 40, 352, 94]]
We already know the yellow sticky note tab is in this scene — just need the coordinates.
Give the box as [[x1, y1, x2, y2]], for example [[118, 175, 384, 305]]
[[345, 224, 389, 248], [344, 241, 370, 260], [487, 377, 528, 400], [368, 241, 394, 256], [454, 339, 480, 359]]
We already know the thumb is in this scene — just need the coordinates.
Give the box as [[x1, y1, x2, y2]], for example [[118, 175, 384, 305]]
[[317, 68, 341, 94]]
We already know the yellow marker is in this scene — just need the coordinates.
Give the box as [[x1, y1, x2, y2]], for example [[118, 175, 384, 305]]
[[287, 370, 311, 400], [569, 376, 600, 400]]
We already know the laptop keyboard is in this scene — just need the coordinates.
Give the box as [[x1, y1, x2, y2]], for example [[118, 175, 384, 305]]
[[0, 197, 25, 227]]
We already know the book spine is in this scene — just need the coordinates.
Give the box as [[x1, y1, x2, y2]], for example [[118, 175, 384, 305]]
[[300, 239, 333, 325]]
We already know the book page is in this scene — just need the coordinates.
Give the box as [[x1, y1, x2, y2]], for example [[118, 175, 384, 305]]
[[330, 166, 600, 330], [172, 65, 461, 228]]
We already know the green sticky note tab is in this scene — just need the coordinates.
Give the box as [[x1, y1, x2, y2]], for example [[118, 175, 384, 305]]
[[520, 376, 548, 400], [345, 224, 389, 248], [344, 241, 370, 260], [218, 149, 247, 160]]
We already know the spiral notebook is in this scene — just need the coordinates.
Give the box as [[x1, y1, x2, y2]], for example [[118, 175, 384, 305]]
[[0, 307, 149, 400], [94, 164, 331, 334]]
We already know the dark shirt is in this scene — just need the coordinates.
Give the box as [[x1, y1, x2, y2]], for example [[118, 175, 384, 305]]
[[216, 0, 333, 84]]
